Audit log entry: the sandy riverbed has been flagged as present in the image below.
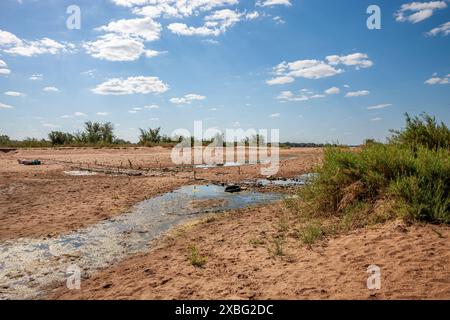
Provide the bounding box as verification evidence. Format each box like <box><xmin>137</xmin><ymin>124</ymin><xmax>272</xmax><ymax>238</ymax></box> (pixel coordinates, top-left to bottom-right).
<box><xmin>1</xmin><ymin>146</ymin><xmax>449</xmax><ymax>300</ymax></box>
<box><xmin>0</xmin><ymin>147</ymin><xmax>320</xmax><ymax>241</ymax></box>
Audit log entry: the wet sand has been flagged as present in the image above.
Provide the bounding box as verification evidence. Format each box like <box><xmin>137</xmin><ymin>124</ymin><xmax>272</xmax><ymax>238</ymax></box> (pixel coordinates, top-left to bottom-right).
<box><xmin>49</xmin><ymin>202</ymin><xmax>450</xmax><ymax>300</ymax></box>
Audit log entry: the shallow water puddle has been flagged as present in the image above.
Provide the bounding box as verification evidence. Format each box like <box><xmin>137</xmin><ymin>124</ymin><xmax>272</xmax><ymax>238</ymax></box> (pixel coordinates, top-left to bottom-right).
<box><xmin>0</xmin><ymin>185</ymin><xmax>282</xmax><ymax>299</ymax></box>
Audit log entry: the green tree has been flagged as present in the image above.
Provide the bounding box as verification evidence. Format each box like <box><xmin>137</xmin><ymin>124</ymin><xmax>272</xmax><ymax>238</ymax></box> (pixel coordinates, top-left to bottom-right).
<box><xmin>83</xmin><ymin>121</ymin><xmax>115</xmax><ymax>144</ymax></box>
<box><xmin>48</xmin><ymin>131</ymin><xmax>74</xmax><ymax>145</ymax></box>
<box><xmin>139</xmin><ymin>127</ymin><xmax>161</xmax><ymax>144</ymax></box>
<box><xmin>0</xmin><ymin>134</ymin><xmax>11</xmax><ymax>146</ymax></box>
<box><xmin>100</xmin><ymin>122</ymin><xmax>114</xmax><ymax>144</ymax></box>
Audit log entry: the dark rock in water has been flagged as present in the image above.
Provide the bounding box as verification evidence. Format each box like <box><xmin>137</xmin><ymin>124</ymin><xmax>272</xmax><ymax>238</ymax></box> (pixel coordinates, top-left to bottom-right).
<box><xmin>225</xmin><ymin>185</ymin><xmax>242</xmax><ymax>193</ymax></box>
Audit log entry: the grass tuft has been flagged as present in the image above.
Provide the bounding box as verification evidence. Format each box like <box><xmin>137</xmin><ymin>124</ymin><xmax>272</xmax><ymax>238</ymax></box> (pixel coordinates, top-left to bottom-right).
<box><xmin>189</xmin><ymin>245</ymin><xmax>207</xmax><ymax>268</ymax></box>
<box><xmin>298</xmin><ymin>222</ymin><xmax>325</xmax><ymax>245</ymax></box>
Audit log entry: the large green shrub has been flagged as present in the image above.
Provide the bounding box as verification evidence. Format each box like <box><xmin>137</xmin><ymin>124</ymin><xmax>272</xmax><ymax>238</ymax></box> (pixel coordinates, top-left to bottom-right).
<box><xmin>298</xmin><ymin>113</ymin><xmax>450</xmax><ymax>224</ymax></box>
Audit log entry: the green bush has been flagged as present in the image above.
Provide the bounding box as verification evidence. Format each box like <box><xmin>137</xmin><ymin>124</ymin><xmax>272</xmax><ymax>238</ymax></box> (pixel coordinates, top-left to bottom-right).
<box><xmin>298</xmin><ymin>113</ymin><xmax>450</xmax><ymax>225</ymax></box>
<box><xmin>389</xmin><ymin>113</ymin><xmax>450</xmax><ymax>151</ymax></box>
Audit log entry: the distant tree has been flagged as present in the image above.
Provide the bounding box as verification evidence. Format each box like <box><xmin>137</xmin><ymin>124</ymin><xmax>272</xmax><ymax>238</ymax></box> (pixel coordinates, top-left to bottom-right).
<box><xmin>0</xmin><ymin>134</ymin><xmax>11</xmax><ymax>146</ymax></box>
<box><xmin>73</xmin><ymin>131</ymin><xmax>86</xmax><ymax>143</ymax></box>
<box><xmin>48</xmin><ymin>131</ymin><xmax>74</xmax><ymax>145</ymax></box>
<box><xmin>249</xmin><ymin>134</ymin><xmax>265</xmax><ymax>146</ymax></box>
<box><xmin>83</xmin><ymin>121</ymin><xmax>115</xmax><ymax>144</ymax></box>
<box><xmin>100</xmin><ymin>122</ymin><xmax>114</xmax><ymax>144</ymax></box>
<box><xmin>113</xmin><ymin>138</ymin><xmax>131</xmax><ymax>145</ymax></box>
<box><xmin>139</xmin><ymin>127</ymin><xmax>161</xmax><ymax>144</ymax></box>
<box><xmin>84</xmin><ymin>121</ymin><xmax>102</xmax><ymax>143</ymax></box>
<box><xmin>160</xmin><ymin>135</ymin><xmax>173</xmax><ymax>143</ymax></box>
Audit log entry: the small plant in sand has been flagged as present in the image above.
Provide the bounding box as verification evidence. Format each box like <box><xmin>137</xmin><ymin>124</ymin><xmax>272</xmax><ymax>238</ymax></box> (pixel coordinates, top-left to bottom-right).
<box><xmin>204</xmin><ymin>216</ymin><xmax>217</xmax><ymax>224</ymax></box>
<box><xmin>189</xmin><ymin>245</ymin><xmax>207</xmax><ymax>268</ymax></box>
<box><xmin>299</xmin><ymin>222</ymin><xmax>325</xmax><ymax>245</ymax></box>
<box><xmin>268</xmin><ymin>237</ymin><xmax>284</xmax><ymax>257</ymax></box>
<box><xmin>277</xmin><ymin>215</ymin><xmax>289</xmax><ymax>233</ymax></box>
<box><xmin>249</xmin><ymin>237</ymin><xmax>265</xmax><ymax>248</ymax></box>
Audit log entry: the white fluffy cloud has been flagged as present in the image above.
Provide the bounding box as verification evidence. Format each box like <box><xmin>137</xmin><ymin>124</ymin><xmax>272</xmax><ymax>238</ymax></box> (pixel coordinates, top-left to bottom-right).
<box><xmin>168</xmin><ymin>23</ymin><xmax>221</xmax><ymax>36</ymax></box>
<box><xmin>29</xmin><ymin>74</ymin><xmax>43</xmax><ymax>80</ymax></box>
<box><xmin>267</xmin><ymin>53</ymin><xmax>373</xmax><ymax>85</ymax></box>
<box><xmin>425</xmin><ymin>74</ymin><xmax>449</xmax><ymax>84</ymax></box>
<box><xmin>168</xmin><ymin>9</ymin><xmax>242</xmax><ymax>36</ymax></box>
<box><xmin>326</xmin><ymin>53</ymin><xmax>373</xmax><ymax>69</ymax></box>
<box><xmin>96</xmin><ymin>112</ymin><xmax>110</xmax><ymax>116</ymax></box>
<box><xmin>269</xmin><ymin>113</ymin><xmax>281</xmax><ymax>118</ymax></box>
<box><xmin>427</xmin><ymin>21</ymin><xmax>450</xmax><ymax>36</ymax></box>
<box><xmin>43</xmin><ymin>86</ymin><xmax>60</xmax><ymax>93</ymax></box>
<box><xmin>170</xmin><ymin>93</ymin><xmax>206</xmax><ymax>104</ymax></box>
<box><xmin>367</xmin><ymin>104</ymin><xmax>392</xmax><ymax>110</ymax></box>
<box><xmin>266</xmin><ymin>76</ymin><xmax>294</xmax><ymax>85</ymax></box>
<box><xmin>92</xmin><ymin>76</ymin><xmax>169</xmax><ymax>95</ymax></box>
<box><xmin>257</xmin><ymin>0</ymin><xmax>291</xmax><ymax>7</ymax></box>
<box><xmin>273</xmin><ymin>16</ymin><xmax>286</xmax><ymax>24</ymax></box>
<box><xmin>325</xmin><ymin>87</ymin><xmax>340</xmax><ymax>95</ymax></box>
<box><xmin>246</xmin><ymin>11</ymin><xmax>260</xmax><ymax>20</ymax></box>
<box><xmin>4</xmin><ymin>91</ymin><xmax>23</xmax><ymax>97</ymax></box>
<box><xmin>269</xmin><ymin>60</ymin><xmax>343</xmax><ymax>83</ymax></box>
<box><xmin>0</xmin><ymin>29</ymin><xmax>72</xmax><ymax>57</ymax></box>
<box><xmin>0</xmin><ymin>102</ymin><xmax>14</xmax><ymax>109</ymax></box>
<box><xmin>144</xmin><ymin>104</ymin><xmax>160</xmax><ymax>109</ymax></box>
<box><xmin>115</xmin><ymin>0</ymin><xmax>238</xmax><ymax>17</ymax></box>
<box><xmin>111</xmin><ymin>1</ymin><xmax>255</xmax><ymax>38</ymax></box>
<box><xmin>0</xmin><ymin>30</ymin><xmax>21</xmax><ymax>46</ymax></box>
<box><xmin>81</xmin><ymin>69</ymin><xmax>96</xmax><ymax>77</ymax></box>
<box><xmin>205</xmin><ymin>9</ymin><xmax>242</xmax><ymax>28</ymax></box>
<box><xmin>84</xmin><ymin>34</ymin><xmax>148</xmax><ymax>62</ymax></box>
<box><xmin>395</xmin><ymin>1</ymin><xmax>447</xmax><ymax>24</ymax></box>
<box><xmin>97</xmin><ymin>17</ymin><xmax>161</xmax><ymax>41</ymax></box>
<box><xmin>345</xmin><ymin>90</ymin><xmax>370</xmax><ymax>97</ymax></box>
<box><xmin>85</xmin><ymin>16</ymin><xmax>163</xmax><ymax>61</ymax></box>
<box><xmin>0</xmin><ymin>59</ymin><xmax>11</xmax><ymax>75</ymax></box>
<box><xmin>277</xmin><ymin>90</ymin><xmax>325</xmax><ymax>102</ymax></box>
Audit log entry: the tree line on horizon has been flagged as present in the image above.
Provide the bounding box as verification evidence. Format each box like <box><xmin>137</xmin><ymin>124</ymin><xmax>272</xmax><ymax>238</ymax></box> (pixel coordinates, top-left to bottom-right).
<box><xmin>0</xmin><ymin>121</ymin><xmax>334</xmax><ymax>148</ymax></box>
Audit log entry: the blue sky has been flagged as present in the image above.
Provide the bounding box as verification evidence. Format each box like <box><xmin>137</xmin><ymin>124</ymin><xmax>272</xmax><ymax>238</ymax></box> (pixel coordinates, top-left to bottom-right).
<box><xmin>0</xmin><ymin>0</ymin><xmax>449</xmax><ymax>144</ymax></box>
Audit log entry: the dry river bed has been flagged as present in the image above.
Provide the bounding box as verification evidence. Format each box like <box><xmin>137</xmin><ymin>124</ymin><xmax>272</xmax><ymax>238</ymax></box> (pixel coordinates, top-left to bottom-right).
<box><xmin>0</xmin><ymin>147</ymin><xmax>448</xmax><ymax>299</ymax></box>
